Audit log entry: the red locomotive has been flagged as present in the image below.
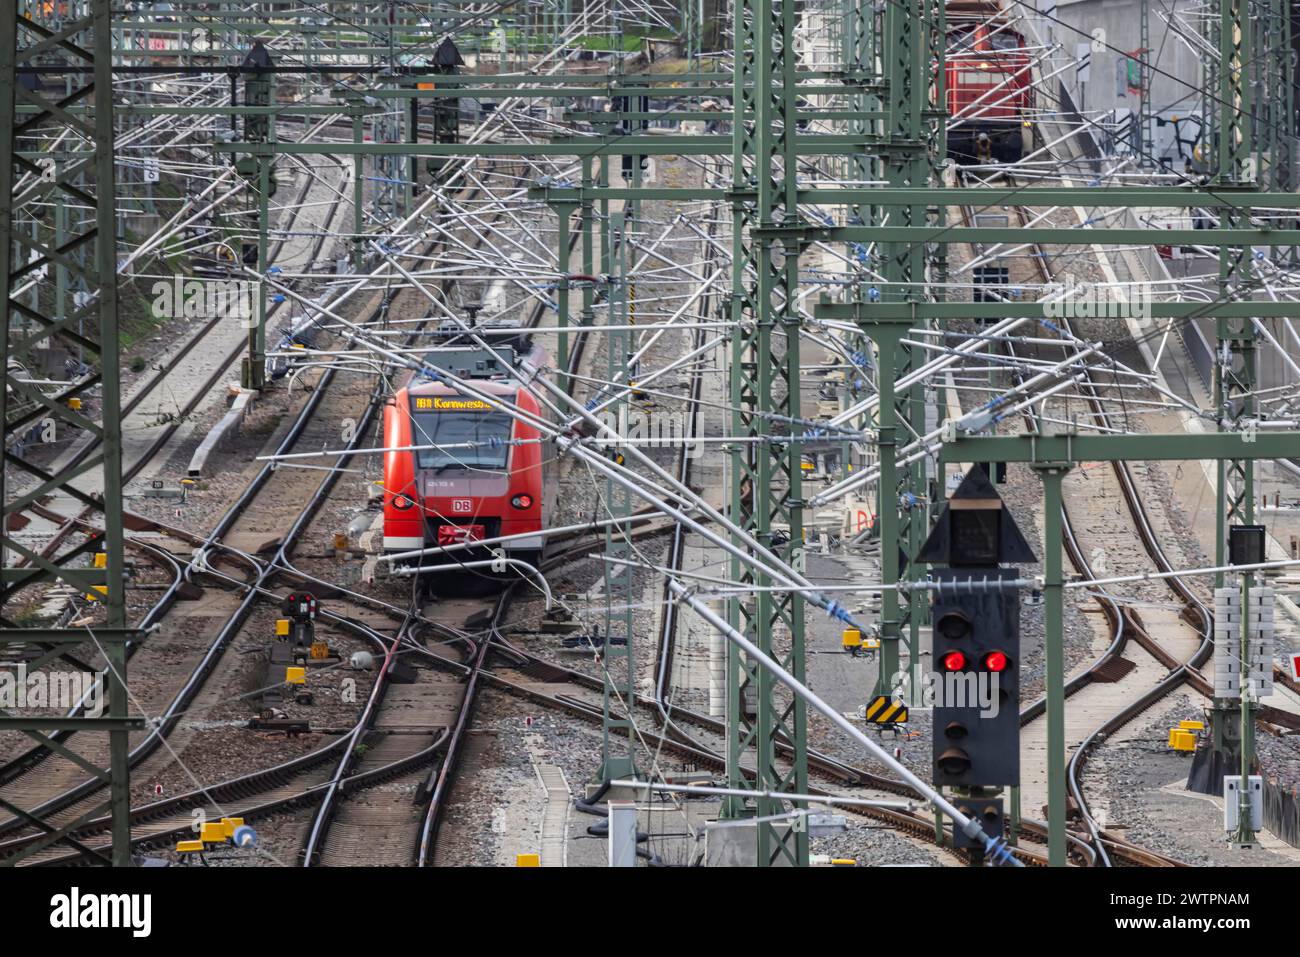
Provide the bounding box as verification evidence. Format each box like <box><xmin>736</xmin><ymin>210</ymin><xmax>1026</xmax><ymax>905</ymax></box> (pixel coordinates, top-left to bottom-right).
<box><xmin>945</xmin><ymin>0</ymin><xmax>1034</xmax><ymax>164</ymax></box>
<box><xmin>382</xmin><ymin>328</ymin><xmax>555</xmax><ymax>574</ymax></box>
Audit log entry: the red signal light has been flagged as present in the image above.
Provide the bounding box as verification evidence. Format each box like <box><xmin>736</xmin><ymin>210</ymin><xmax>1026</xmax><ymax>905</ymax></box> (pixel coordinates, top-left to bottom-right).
<box><xmin>984</xmin><ymin>650</ymin><xmax>1010</xmax><ymax>673</ymax></box>
<box><xmin>511</xmin><ymin>493</ymin><xmax>534</xmax><ymax>509</ymax></box>
<box><xmin>941</xmin><ymin>650</ymin><xmax>967</xmax><ymax>672</ymax></box>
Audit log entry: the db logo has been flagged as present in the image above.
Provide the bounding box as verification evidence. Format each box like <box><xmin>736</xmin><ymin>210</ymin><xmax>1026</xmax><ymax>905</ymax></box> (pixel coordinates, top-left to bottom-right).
<box><xmin>451</xmin><ymin>499</ymin><xmax>473</xmax><ymax>513</ymax></box>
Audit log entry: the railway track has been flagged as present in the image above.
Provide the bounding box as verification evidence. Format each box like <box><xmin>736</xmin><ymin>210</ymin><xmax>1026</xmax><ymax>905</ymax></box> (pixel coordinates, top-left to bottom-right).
<box><xmin>408</xmin><ymin>202</ymin><xmax>593</xmax><ymax>868</ymax></box>
<box><xmin>0</xmin><ymin>324</ymin><xmax>448</xmax><ymax>865</ymax></box>
<box><xmin>0</xmin><ymin>307</ymin><xmax>399</xmax><ymax>861</ymax></box>
<box><xmin>0</xmin><ymin>123</ymin><xmax>513</xmax><ymax>859</ymax></box>
<box><xmin>0</xmin><ymin>91</ymin><xmax>602</xmax><ymax>862</ymax></box>
<box><xmin>12</xmin><ymin>185</ymin><xmax>1194</xmax><ymax>870</ymax></box>
<box><xmin>954</xmin><ymin>173</ymin><xmax>1297</xmax><ymax>864</ymax></box>
<box><xmin>4</xmin><ymin>115</ymin><xmax>354</xmax><ymax>576</ymax></box>
<box><xmin>1027</xmin><ymin>314</ymin><xmax>1300</xmax><ymax>864</ymax></box>
<box><xmin>0</xmin><ymin>152</ymin><xmax>356</xmax><ymax>786</ymax></box>
<box><xmin>9</xmin><ymin>71</ymin><xmax>1253</xmax><ymax>869</ymax></box>
<box><xmin>0</xmin><ymin>520</ymin><xmax>669</xmax><ymax>865</ymax></box>
<box><xmin>934</xmin><ymin>177</ymin><xmax>1196</xmax><ymax>865</ymax></box>
<box><xmin>0</xmin><ymin>32</ymin><xmax>619</xmax><ymax>848</ymax></box>
<box><xmin>420</xmin><ymin>160</ymin><xmax>1055</xmax><ymax>867</ymax></box>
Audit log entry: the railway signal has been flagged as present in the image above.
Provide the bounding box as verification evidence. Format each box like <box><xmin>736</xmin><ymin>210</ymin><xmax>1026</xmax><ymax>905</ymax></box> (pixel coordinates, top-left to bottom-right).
<box><xmin>241</xmin><ymin>41</ymin><xmax>274</xmax><ymax>143</ymax></box>
<box><xmin>919</xmin><ymin>467</ymin><xmax>1035</xmax><ymax>791</ymax></box>
<box><xmin>282</xmin><ymin>592</ymin><xmax>319</xmax><ymax>621</ymax></box>
<box><xmin>930</xmin><ymin>569</ymin><xmax>1022</xmax><ymax>787</ymax></box>
<box><xmin>278</xmin><ymin>591</ymin><xmax>319</xmax><ymax>646</ymax></box>
<box><xmin>952</xmin><ymin>795</ymin><xmax>1005</xmax><ymax>860</ymax></box>
<box><xmin>613</xmin><ymin>91</ymin><xmax>649</xmax><ymax>182</ymax></box>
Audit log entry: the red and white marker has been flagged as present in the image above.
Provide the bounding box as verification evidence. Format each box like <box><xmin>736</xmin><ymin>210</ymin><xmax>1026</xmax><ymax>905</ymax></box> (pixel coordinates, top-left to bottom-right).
<box><xmin>524</xmin><ymin>715</ymin><xmax>533</xmax><ymax>728</ymax></box>
<box><xmin>1290</xmin><ymin>652</ymin><xmax>1300</xmax><ymax>682</ymax></box>
<box><xmin>154</xmin><ymin>783</ymin><xmax>163</xmax><ymax>796</ymax></box>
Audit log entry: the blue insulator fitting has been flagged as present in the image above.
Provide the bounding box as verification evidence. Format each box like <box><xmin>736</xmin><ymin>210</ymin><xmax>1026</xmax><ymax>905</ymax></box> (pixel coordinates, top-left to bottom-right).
<box><xmin>984</xmin><ymin>836</ymin><xmax>1017</xmax><ymax>867</ymax></box>
<box><xmin>823</xmin><ymin>600</ymin><xmax>852</xmax><ymax>623</ymax></box>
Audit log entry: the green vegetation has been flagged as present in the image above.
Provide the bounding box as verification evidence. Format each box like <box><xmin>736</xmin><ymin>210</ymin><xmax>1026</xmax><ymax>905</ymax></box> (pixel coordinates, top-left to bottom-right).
<box><xmin>490</xmin><ymin>26</ymin><xmax>677</xmax><ymax>55</ymax></box>
<box><xmin>11</xmin><ymin>606</ymin><xmax>48</xmax><ymax>628</ymax></box>
<box><xmin>646</xmin><ymin>56</ymin><xmax>693</xmax><ymax>75</ymax></box>
<box><xmin>569</xmin><ymin>29</ymin><xmax>675</xmax><ymax>53</ymax></box>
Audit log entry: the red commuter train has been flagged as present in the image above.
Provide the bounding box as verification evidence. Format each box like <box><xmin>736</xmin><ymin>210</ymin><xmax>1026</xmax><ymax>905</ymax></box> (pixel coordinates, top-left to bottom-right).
<box><xmin>382</xmin><ymin>331</ymin><xmax>556</xmax><ymax>574</ymax></box>
<box><xmin>945</xmin><ymin>0</ymin><xmax>1034</xmax><ymax>164</ymax></box>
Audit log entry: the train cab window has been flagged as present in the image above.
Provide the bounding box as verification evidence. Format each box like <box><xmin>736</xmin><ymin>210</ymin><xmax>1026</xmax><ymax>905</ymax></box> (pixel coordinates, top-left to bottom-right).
<box><xmin>989</xmin><ymin>31</ymin><xmax>1023</xmax><ymax>51</ymax></box>
<box><xmin>411</xmin><ymin>410</ymin><xmax>514</xmax><ymax>471</ymax></box>
<box><xmin>948</xmin><ymin>26</ymin><xmax>978</xmax><ymax>52</ymax></box>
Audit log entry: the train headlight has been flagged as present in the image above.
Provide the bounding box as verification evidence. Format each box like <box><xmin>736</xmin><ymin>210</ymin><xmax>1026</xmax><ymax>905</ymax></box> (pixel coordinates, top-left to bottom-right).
<box><xmin>392</xmin><ymin>494</ymin><xmax>415</xmax><ymax>510</ymax></box>
<box><xmin>510</xmin><ymin>493</ymin><xmax>534</xmax><ymax>510</ymax></box>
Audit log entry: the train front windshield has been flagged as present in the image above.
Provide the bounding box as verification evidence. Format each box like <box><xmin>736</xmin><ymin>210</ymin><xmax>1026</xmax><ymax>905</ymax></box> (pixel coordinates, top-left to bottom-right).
<box><xmin>411</xmin><ymin>409</ymin><xmax>514</xmax><ymax>471</ymax></box>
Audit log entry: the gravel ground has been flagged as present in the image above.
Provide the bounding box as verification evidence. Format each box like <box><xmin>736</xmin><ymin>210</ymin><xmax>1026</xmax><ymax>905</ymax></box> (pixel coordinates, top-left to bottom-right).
<box><xmin>1065</xmin><ymin>320</ymin><xmax>1300</xmax><ymax>846</ymax></box>
<box><xmin>433</xmin><ymin>687</ymin><xmax>605</xmax><ymax>866</ymax></box>
<box><xmin>1094</xmin><ymin>695</ymin><xmax>1300</xmax><ymax>866</ymax></box>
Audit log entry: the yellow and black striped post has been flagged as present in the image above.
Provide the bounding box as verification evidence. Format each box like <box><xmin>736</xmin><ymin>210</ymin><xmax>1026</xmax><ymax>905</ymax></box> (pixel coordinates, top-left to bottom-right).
<box><xmin>864</xmin><ymin>694</ymin><xmax>909</xmax><ymax>726</ymax></box>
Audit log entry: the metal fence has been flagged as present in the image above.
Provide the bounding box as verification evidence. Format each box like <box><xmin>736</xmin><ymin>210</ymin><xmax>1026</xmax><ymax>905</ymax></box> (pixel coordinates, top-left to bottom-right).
<box><xmin>1178</xmin><ymin>320</ymin><xmax>1214</xmax><ymax>394</ymax></box>
<box><xmin>1263</xmin><ymin>778</ymin><xmax>1300</xmax><ymax>848</ymax></box>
